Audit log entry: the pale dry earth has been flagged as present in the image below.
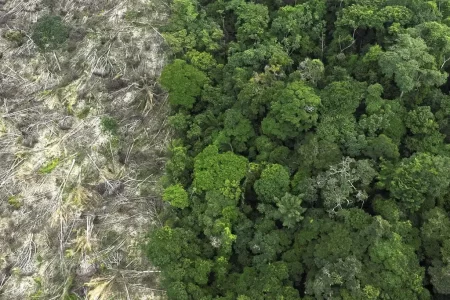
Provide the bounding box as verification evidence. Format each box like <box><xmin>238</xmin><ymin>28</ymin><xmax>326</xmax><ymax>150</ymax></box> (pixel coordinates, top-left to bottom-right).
<box><xmin>0</xmin><ymin>0</ymin><xmax>169</xmax><ymax>298</ymax></box>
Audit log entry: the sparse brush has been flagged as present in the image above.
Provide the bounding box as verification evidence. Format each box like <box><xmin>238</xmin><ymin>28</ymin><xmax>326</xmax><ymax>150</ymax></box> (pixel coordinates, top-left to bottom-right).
<box><xmin>73</xmin><ymin>217</ymin><xmax>95</xmax><ymax>255</ymax></box>
<box><xmin>65</xmin><ymin>184</ymin><xmax>96</xmax><ymax>208</ymax></box>
<box><xmin>2</xmin><ymin>30</ymin><xmax>25</xmax><ymax>47</ymax></box>
<box><xmin>73</xmin><ymin>231</ymin><xmax>92</xmax><ymax>254</ymax></box>
<box><xmin>76</xmin><ymin>107</ymin><xmax>91</xmax><ymax>119</ymax></box>
<box><xmin>124</xmin><ymin>10</ymin><xmax>144</xmax><ymax>21</ymax></box>
<box><xmin>85</xmin><ymin>277</ymin><xmax>114</xmax><ymax>300</ymax></box>
<box><xmin>50</xmin><ymin>205</ymin><xmax>70</xmax><ymax>228</ymax></box>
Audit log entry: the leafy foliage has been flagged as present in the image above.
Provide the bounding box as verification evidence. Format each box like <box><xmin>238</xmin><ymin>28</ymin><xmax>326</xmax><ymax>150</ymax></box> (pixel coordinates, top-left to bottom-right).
<box><xmin>261</xmin><ymin>81</ymin><xmax>320</xmax><ymax>140</ymax></box>
<box><xmin>147</xmin><ymin>0</ymin><xmax>450</xmax><ymax>298</ymax></box>
<box><xmin>379</xmin><ymin>153</ymin><xmax>450</xmax><ymax>211</ymax></box>
<box><xmin>163</xmin><ymin>184</ymin><xmax>189</xmax><ymax>209</ymax></box>
<box><xmin>254</xmin><ymin>164</ymin><xmax>290</xmax><ymax>203</ymax></box>
<box><xmin>39</xmin><ymin>158</ymin><xmax>60</xmax><ymax>174</ymax></box>
<box><xmin>160</xmin><ymin>59</ymin><xmax>209</xmax><ymax>109</ymax></box>
<box><xmin>32</xmin><ymin>15</ymin><xmax>69</xmax><ymax>51</ymax></box>
<box><xmin>100</xmin><ymin>116</ymin><xmax>119</xmax><ymax>135</ymax></box>
<box><xmin>193</xmin><ymin>145</ymin><xmax>248</xmax><ymax>191</ymax></box>
<box><xmin>379</xmin><ymin>34</ymin><xmax>447</xmax><ymax>94</ymax></box>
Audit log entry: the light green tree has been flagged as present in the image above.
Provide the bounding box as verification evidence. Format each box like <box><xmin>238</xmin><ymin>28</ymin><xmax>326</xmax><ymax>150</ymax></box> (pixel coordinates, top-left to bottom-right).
<box><xmin>379</xmin><ymin>153</ymin><xmax>450</xmax><ymax>211</ymax></box>
<box><xmin>160</xmin><ymin>59</ymin><xmax>208</xmax><ymax>109</ymax></box>
<box><xmin>379</xmin><ymin>34</ymin><xmax>447</xmax><ymax>94</ymax></box>
<box><xmin>261</xmin><ymin>81</ymin><xmax>320</xmax><ymax>140</ymax></box>
<box><xmin>163</xmin><ymin>184</ymin><xmax>189</xmax><ymax>209</ymax></box>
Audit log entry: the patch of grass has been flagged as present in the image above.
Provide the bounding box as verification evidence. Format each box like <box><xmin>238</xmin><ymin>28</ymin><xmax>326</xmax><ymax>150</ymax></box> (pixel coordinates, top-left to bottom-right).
<box><xmin>101</xmin><ymin>116</ymin><xmax>119</xmax><ymax>135</ymax></box>
<box><xmin>7</xmin><ymin>195</ymin><xmax>22</xmax><ymax>209</ymax></box>
<box><xmin>39</xmin><ymin>158</ymin><xmax>60</xmax><ymax>174</ymax></box>
<box><xmin>32</xmin><ymin>15</ymin><xmax>69</xmax><ymax>51</ymax></box>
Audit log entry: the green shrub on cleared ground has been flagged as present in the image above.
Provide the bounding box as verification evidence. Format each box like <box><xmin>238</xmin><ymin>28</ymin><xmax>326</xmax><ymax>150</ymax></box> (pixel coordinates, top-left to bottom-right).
<box><xmin>100</xmin><ymin>116</ymin><xmax>119</xmax><ymax>135</ymax></box>
<box><xmin>32</xmin><ymin>15</ymin><xmax>69</xmax><ymax>51</ymax></box>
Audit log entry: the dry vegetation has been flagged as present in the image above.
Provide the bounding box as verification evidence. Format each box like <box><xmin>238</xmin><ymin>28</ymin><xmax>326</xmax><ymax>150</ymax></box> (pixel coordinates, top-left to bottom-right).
<box><xmin>0</xmin><ymin>0</ymin><xmax>170</xmax><ymax>298</ymax></box>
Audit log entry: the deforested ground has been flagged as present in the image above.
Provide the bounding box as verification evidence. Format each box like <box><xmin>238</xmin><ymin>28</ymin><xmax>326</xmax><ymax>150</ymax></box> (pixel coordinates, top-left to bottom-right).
<box><xmin>0</xmin><ymin>0</ymin><xmax>169</xmax><ymax>298</ymax></box>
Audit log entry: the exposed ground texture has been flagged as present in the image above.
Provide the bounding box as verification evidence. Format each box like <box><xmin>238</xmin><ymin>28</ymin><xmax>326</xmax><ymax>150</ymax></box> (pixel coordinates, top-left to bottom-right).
<box><xmin>0</xmin><ymin>0</ymin><xmax>169</xmax><ymax>298</ymax></box>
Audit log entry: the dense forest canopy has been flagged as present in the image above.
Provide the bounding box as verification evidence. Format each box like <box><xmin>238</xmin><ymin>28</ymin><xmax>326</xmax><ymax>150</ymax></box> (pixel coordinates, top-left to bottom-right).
<box><xmin>147</xmin><ymin>0</ymin><xmax>450</xmax><ymax>299</ymax></box>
